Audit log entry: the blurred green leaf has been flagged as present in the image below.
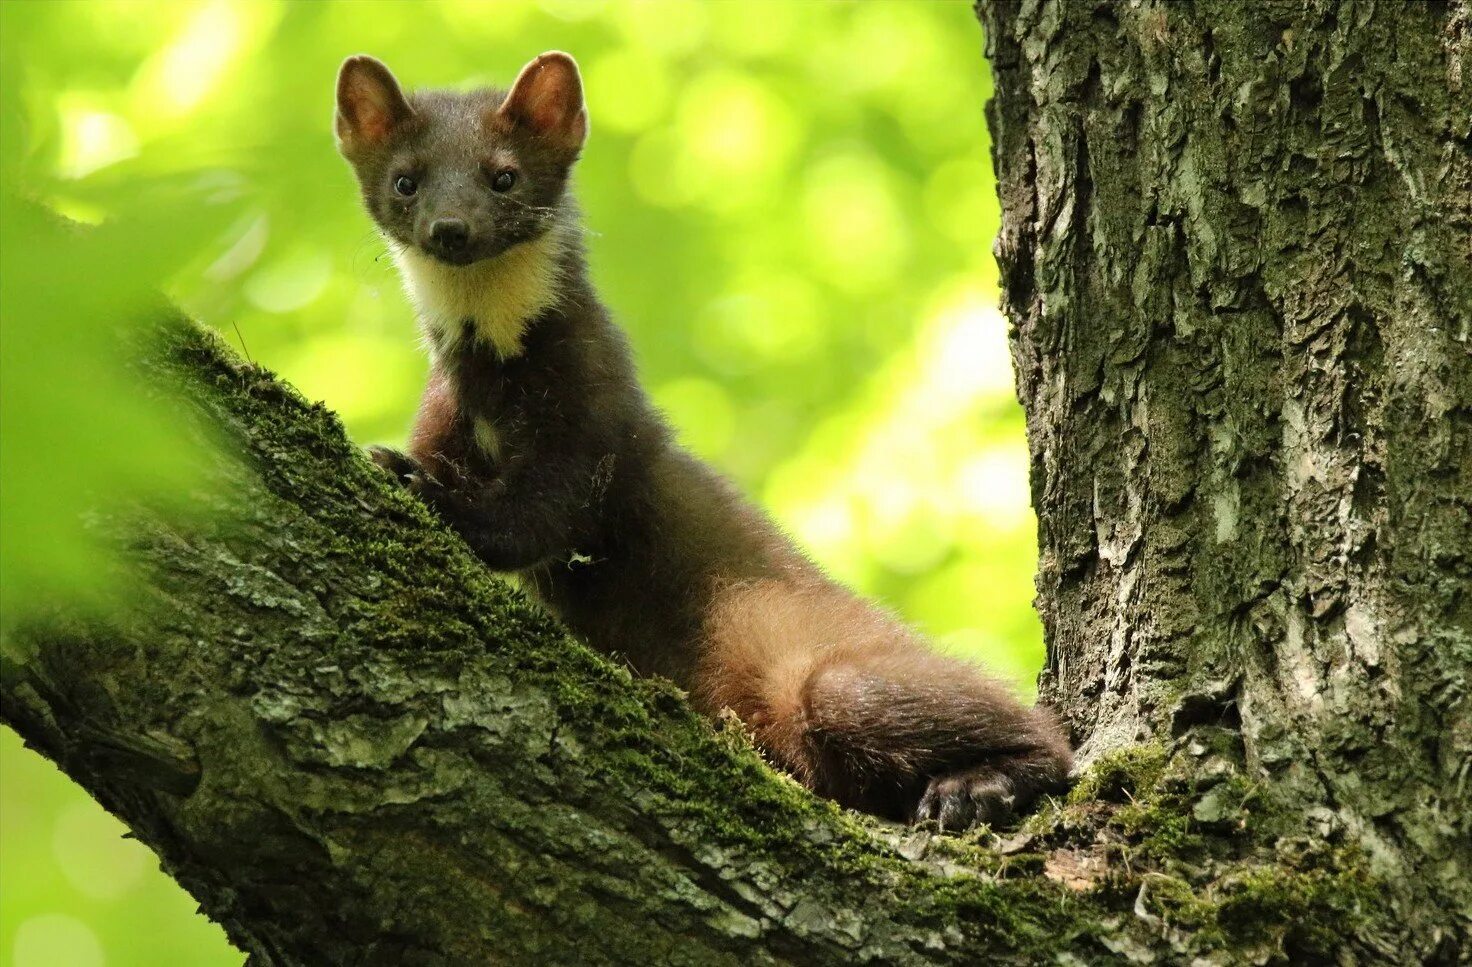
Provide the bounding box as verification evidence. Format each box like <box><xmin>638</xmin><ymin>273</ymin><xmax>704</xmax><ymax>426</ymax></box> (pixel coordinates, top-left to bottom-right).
<box><xmin>1</xmin><ymin>7</ymin><xmax>244</xmax><ymax>632</ymax></box>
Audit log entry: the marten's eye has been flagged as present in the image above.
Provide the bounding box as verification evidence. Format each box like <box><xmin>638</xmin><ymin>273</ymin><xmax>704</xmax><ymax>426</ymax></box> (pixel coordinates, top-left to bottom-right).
<box><xmin>491</xmin><ymin>169</ymin><xmax>516</xmax><ymax>193</ymax></box>
<box><xmin>394</xmin><ymin>175</ymin><xmax>417</xmax><ymax>197</ymax></box>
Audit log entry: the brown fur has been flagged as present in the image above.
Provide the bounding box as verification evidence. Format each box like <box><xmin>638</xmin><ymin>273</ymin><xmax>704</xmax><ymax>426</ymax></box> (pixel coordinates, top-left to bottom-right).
<box><xmin>337</xmin><ymin>52</ymin><xmax>1072</xmax><ymax>828</ymax></box>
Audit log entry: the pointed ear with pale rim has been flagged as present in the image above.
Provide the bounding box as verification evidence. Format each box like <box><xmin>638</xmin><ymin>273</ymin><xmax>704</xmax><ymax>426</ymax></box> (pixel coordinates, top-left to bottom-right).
<box><xmin>496</xmin><ymin>52</ymin><xmax>587</xmax><ymax>155</ymax></box>
<box><xmin>335</xmin><ymin>55</ymin><xmax>414</xmax><ymax>156</ymax></box>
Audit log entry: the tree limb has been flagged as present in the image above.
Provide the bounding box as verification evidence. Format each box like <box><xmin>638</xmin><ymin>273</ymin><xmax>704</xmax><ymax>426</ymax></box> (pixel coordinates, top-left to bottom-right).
<box><xmin>3</xmin><ymin>319</ymin><xmax>1107</xmax><ymax>965</ymax></box>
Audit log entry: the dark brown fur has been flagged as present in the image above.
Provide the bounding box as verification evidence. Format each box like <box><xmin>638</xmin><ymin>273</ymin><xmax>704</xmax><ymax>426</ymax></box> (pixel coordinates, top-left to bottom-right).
<box><xmin>336</xmin><ymin>52</ymin><xmax>1071</xmax><ymax>828</ymax></box>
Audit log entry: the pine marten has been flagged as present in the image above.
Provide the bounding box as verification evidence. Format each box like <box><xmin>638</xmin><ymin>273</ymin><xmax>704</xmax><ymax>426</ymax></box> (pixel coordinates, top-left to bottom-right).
<box><xmin>334</xmin><ymin>51</ymin><xmax>1071</xmax><ymax>829</ymax></box>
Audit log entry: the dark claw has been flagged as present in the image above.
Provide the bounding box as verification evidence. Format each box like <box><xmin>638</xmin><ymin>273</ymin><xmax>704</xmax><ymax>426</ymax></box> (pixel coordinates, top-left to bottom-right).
<box><xmin>916</xmin><ymin>785</ymin><xmax>939</xmax><ymax>823</ymax></box>
<box><xmin>405</xmin><ymin>471</ymin><xmax>444</xmax><ymax>500</ymax></box>
<box><xmin>367</xmin><ymin>445</ymin><xmax>421</xmax><ymax>485</ymax></box>
<box><xmin>913</xmin><ymin>769</ymin><xmax>1017</xmax><ymax>831</ymax></box>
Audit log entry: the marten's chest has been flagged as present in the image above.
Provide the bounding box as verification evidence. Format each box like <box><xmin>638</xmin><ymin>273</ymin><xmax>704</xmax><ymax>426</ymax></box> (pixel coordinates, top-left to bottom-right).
<box><xmin>438</xmin><ymin>326</ymin><xmax>577</xmax><ymax>474</ymax></box>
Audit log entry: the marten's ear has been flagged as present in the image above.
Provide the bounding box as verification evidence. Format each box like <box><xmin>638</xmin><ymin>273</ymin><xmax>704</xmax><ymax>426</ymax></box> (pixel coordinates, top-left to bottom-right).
<box><xmin>495</xmin><ymin>51</ymin><xmax>587</xmax><ymax>155</ymax></box>
<box><xmin>335</xmin><ymin>55</ymin><xmax>414</xmax><ymax>155</ymax></box>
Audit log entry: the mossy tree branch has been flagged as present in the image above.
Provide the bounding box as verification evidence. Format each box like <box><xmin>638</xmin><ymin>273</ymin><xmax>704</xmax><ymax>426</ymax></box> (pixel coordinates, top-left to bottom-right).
<box><xmin>0</xmin><ymin>321</ymin><xmax>1096</xmax><ymax>964</ymax></box>
<box><xmin>0</xmin><ymin>323</ymin><xmax>1397</xmax><ymax>965</ymax></box>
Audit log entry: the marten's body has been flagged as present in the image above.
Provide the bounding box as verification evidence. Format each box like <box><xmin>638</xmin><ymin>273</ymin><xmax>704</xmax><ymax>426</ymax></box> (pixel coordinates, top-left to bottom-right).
<box><xmin>336</xmin><ymin>52</ymin><xmax>1071</xmax><ymax>827</ymax></box>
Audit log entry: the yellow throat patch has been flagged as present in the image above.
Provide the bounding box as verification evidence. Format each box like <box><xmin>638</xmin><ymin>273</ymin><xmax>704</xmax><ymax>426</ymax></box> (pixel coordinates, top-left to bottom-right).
<box><xmin>390</xmin><ymin>231</ymin><xmax>565</xmax><ymax>358</ymax></box>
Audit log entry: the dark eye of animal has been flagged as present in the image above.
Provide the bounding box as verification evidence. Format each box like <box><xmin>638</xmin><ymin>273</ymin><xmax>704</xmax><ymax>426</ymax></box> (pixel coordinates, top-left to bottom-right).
<box><xmin>492</xmin><ymin>169</ymin><xmax>516</xmax><ymax>192</ymax></box>
<box><xmin>394</xmin><ymin>175</ymin><xmax>417</xmax><ymax>197</ymax></box>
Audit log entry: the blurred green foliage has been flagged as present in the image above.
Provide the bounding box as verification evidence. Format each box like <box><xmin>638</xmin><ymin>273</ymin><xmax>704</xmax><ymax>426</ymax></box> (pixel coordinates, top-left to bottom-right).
<box><xmin>0</xmin><ymin>1</ymin><xmax>1037</xmax><ymax>963</ymax></box>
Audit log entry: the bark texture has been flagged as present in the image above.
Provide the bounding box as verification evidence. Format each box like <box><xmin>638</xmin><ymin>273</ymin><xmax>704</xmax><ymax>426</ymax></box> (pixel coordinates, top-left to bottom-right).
<box><xmin>983</xmin><ymin>0</ymin><xmax>1471</xmax><ymax>956</ymax></box>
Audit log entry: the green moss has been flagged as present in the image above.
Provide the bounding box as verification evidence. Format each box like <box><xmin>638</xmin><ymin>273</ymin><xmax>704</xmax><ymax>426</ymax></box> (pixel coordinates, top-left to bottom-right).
<box><xmin>1116</xmin><ymin>796</ymin><xmax>1204</xmax><ymax>861</ymax></box>
<box><xmin>1065</xmin><ymin>743</ymin><xmax>1168</xmax><ymax>805</ymax></box>
<box><xmin>1132</xmin><ymin>848</ymin><xmax>1378</xmax><ymax>958</ymax></box>
<box><xmin>1008</xmin><ymin>744</ymin><xmax>1391</xmax><ymax>960</ymax></box>
<box><xmin>1228</xmin><ymin>855</ymin><xmax>1376</xmax><ymax>950</ymax></box>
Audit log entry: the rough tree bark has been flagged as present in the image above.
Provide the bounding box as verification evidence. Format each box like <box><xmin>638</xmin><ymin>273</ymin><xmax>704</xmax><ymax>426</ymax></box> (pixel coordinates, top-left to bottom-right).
<box><xmin>984</xmin><ymin>0</ymin><xmax>1471</xmax><ymax>957</ymax></box>
<box><xmin>2</xmin><ymin>2</ymin><xmax>1468</xmax><ymax>964</ymax></box>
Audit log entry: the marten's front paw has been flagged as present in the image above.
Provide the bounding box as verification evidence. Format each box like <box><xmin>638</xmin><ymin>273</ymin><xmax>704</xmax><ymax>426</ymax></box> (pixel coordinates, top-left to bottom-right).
<box><xmin>403</xmin><ymin>470</ymin><xmax>453</xmax><ymax>509</ymax></box>
<box><xmin>367</xmin><ymin>445</ymin><xmax>422</xmax><ymax>485</ymax></box>
<box><xmin>367</xmin><ymin>447</ymin><xmax>457</xmax><ymax>517</ymax></box>
<box><xmin>914</xmin><ymin>767</ymin><xmax>1018</xmax><ymax>831</ymax></box>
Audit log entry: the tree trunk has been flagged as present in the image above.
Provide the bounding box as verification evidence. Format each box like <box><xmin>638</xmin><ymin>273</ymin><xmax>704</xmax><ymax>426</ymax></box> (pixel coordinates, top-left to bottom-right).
<box><xmin>2</xmin><ymin>2</ymin><xmax>1468</xmax><ymax>964</ymax></box>
<box><xmin>983</xmin><ymin>0</ymin><xmax>1471</xmax><ymax>957</ymax></box>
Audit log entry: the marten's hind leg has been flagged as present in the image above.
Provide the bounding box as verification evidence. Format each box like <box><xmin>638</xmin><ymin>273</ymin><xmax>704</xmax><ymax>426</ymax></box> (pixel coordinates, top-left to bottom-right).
<box><xmin>802</xmin><ymin>657</ymin><xmax>1072</xmax><ymax>827</ymax></box>
<box><xmin>696</xmin><ymin>579</ymin><xmax>1072</xmax><ymax>829</ymax></box>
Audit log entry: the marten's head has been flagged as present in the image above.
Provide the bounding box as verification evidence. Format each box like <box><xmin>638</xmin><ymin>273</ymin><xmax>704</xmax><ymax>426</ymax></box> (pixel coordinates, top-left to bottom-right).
<box><xmin>334</xmin><ymin>52</ymin><xmax>586</xmax><ymax>268</ymax></box>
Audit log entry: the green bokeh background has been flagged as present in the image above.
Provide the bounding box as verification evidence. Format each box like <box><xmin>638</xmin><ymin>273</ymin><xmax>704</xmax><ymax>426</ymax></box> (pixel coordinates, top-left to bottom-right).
<box><xmin>0</xmin><ymin>1</ymin><xmax>1037</xmax><ymax>963</ymax></box>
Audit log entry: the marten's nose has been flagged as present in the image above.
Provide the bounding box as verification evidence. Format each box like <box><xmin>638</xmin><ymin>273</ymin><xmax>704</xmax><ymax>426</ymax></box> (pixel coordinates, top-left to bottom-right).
<box><xmin>429</xmin><ymin>218</ymin><xmax>469</xmax><ymax>252</ymax></box>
